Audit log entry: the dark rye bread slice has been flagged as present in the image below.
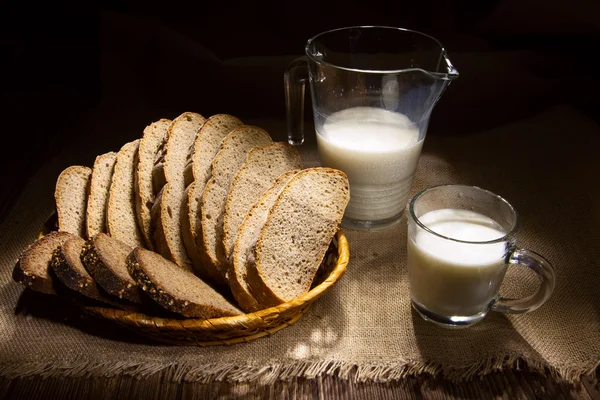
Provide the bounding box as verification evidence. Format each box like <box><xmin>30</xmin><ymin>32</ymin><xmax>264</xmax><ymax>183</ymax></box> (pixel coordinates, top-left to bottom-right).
<box><xmin>50</xmin><ymin>235</ymin><xmax>137</xmax><ymax>310</ymax></box>
<box><xmin>135</xmin><ymin>118</ymin><xmax>172</xmax><ymax>250</ymax></box>
<box><xmin>246</xmin><ymin>168</ymin><xmax>350</xmax><ymax>308</ymax></box>
<box><xmin>156</xmin><ymin>112</ymin><xmax>205</xmax><ymax>270</ymax></box>
<box><xmin>86</xmin><ymin>151</ymin><xmax>117</xmax><ymax>238</ymax></box>
<box><xmin>126</xmin><ymin>247</ymin><xmax>243</xmax><ymax>319</ymax></box>
<box><xmin>12</xmin><ymin>231</ymin><xmax>73</xmax><ymax>295</ymax></box>
<box><xmin>81</xmin><ymin>233</ymin><xmax>142</xmax><ymax>303</ymax></box>
<box><xmin>55</xmin><ymin>165</ymin><xmax>92</xmax><ymax>238</ymax></box>
<box><xmin>183</xmin><ymin>114</ymin><xmax>243</xmax><ymax>280</ymax></box>
<box><xmin>229</xmin><ymin>170</ymin><xmax>299</xmax><ymax>312</ymax></box>
<box><xmin>50</xmin><ymin>235</ymin><xmax>102</xmax><ymax>299</ymax></box>
<box><xmin>222</xmin><ymin>142</ymin><xmax>302</xmax><ymax>263</ymax></box>
<box><xmin>199</xmin><ymin>126</ymin><xmax>272</xmax><ymax>284</ymax></box>
<box><xmin>107</xmin><ymin>139</ymin><xmax>145</xmax><ymax>248</ymax></box>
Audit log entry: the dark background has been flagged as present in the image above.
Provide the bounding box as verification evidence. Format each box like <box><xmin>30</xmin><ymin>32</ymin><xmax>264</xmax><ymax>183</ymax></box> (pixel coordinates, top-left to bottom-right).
<box><xmin>1</xmin><ymin>0</ymin><xmax>599</xmax><ymax>222</ymax></box>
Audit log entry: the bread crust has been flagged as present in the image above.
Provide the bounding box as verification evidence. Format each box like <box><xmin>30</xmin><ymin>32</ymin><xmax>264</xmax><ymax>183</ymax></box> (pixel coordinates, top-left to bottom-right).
<box><xmin>107</xmin><ymin>139</ymin><xmax>145</xmax><ymax>248</ymax></box>
<box><xmin>198</xmin><ymin>126</ymin><xmax>272</xmax><ymax>284</ymax></box>
<box><xmin>222</xmin><ymin>142</ymin><xmax>302</xmax><ymax>266</ymax></box>
<box><xmin>157</xmin><ymin>112</ymin><xmax>205</xmax><ymax>270</ymax></box>
<box><xmin>184</xmin><ymin>114</ymin><xmax>243</xmax><ymax>283</ymax></box>
<box><xmin>86</xmin><ymin>152</ymin><xmax>117</xmax><ymax>238</ymax></box>
<box><xmin>50</xmin><ymin>235</ymin><xmax>100</xmax><ymax>298</ymax></box>
<box><xmin>229</xmin><ymin>170</ymin><xmax>299</xmax><ymax>312</ymax></box>
<box><xmin>247</xmin><ymin>168</ymin><xmax>349</xmax><ymax>308</ymax></box>
<box><xmin>13</xmin><ymin>231</ymin><xmax>73</xmax><ymax>295</ymax></box>
<box><xmin>126</xmin><ymin>247</ymin><xmax>242</xmax><ymax>318</ymax></box>
<box><xmin>50</xmin><ymin>236</ymin><xmax>137</xmax><ymax>310</ymax></box>
<box><xmin>55</xmin><ymin>166</ymin><xmax>92</xmax><ymax>238</ymax></box>
<box><xmin>81</xmin><ymin>233</ymin><xmax>142</xmax><ymax>303</ymax></box>
<box><xmin>135</xmin><ymin>118</ymin><xmax>171</xmax><ymax>250</ymax></box>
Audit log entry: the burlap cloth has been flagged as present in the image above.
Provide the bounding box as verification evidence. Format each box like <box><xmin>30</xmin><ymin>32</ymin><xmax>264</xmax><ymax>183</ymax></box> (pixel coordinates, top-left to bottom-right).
<box><xmin>0</xmin><ymin>105</ymin><xmax>598</xmax><ymax>386</ymax></box>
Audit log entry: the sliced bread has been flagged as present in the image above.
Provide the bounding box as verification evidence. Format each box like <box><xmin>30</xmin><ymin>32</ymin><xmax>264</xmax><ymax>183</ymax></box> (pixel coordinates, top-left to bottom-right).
<box><xmin>135</xmin><ymin>118</ymin><xmax>172</xmax><ymax>250</ymax></box>
<box><xmin>50</xmin><ymin>235</ymin><xmax>103</xmax><ymax>299</ymax></box>
<box><xmin>198</xmin><ymin>126</ymin><xmax>272</xmax><ymax>284</ymax></box>
<box><xmin>222</xmin><ymin>142</ymin><xmax>302</xmax><ymax>264</ymax></box>
<box><xmin>183</xmin><ymin>114</ymin><xmax>243</xmax><ymax>280</ymax></box>
<box><xmin>229</xmin><ymin>170</ymin><xmax>299</xmax><ymax>312</ymax></box>
<box><xmin>191</xmin><ymin>114</ymin><xmax>244</xmax><ymax>189</ymax></box>
<box><xmin>157</xmin><ymin>112</ymin><xmax>205</xmax><ymax>270</ymax></box>
<box><xmin>107</xmin><ymin>139</ymin><xmax>145</xmax><ymax>248</ymax></box>
<box><xmin>86</xmin><ymin>151</ymin><xmax>117</xmax><ymax>238</ymax></box>
<box><xmin>50</xmin><ymin>235</ymin><xmax>136</xmax><ymax>310</ymax></box>
<box><xmin>246</xmin><ymin>168</ymin><xmax>349</xmax><ymax>308</ymax></box>
<box><xmin>12</xmin><ymin>231</ymin><xmax>74</xmax><ymax>295</ymax></box>
<box><xmin>126</xmin><ymin>247</ymin><xmax>243</xmax><ymax>319</ymax></box>
<box><xmin>81</xmin><ymin>233</ymin><xmax>142</xmax><ymax>303</ymax></box>
<box><xmin>55</xmin><ymin>165</ymin><xmax>92</xmax><ymax>238</ymax></box>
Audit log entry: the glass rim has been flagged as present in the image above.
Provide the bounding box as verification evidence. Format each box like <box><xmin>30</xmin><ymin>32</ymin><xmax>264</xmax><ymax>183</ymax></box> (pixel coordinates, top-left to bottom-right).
<box><xmin>409</xmin><ymin>184</ymin><xmax>519</xmax><ymax>244</ymax></box>
<box><xmin>304</xmin><ymin>25</ymin><xmax>453</xmax><ymax>76</ymax></box>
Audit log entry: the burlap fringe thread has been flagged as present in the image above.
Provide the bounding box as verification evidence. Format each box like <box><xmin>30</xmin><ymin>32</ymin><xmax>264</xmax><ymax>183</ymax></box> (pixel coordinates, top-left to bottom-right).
<box><xmin>0</xmin><ymin>356</ymin><xmax>597</xmax><ymax>385</ymax></box>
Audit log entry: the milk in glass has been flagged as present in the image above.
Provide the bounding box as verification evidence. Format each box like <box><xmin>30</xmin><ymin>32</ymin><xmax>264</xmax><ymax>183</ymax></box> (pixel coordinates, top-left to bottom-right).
<box><xmin>316</xmin><ymin>107</ymin><xmax>423</xmax><ymax>223</ymax></box>
<box><xmin>408</xmin><ymin>209</ymin><xmax>509</xmax><ymax>317</ymax></box>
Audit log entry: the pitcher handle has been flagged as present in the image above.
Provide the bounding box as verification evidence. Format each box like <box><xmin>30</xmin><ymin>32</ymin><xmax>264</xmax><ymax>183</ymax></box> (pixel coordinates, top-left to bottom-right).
<box><xmin>491</xmin><ymin>248</ymin><xmax>556</xmax><ymax>314</ymax></box>
<box><xmin>284</xmin><ymin>56</ymin><xmax>309</xmax><ymax>145</ymax></box>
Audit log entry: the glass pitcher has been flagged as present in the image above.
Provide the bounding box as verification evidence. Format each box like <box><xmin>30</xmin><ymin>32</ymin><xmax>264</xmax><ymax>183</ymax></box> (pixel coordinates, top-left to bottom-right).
<box><xmin>284</xmin><ymin>26</ymin><xmax>459</xmax><ymax>231</ymax></box>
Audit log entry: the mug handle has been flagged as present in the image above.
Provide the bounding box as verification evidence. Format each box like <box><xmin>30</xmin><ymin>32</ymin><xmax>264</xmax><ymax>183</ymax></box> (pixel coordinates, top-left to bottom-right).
<box><xmin>284</xmin><ymin>56</ymin><xmax>309</xmax><ymax>145</ymax></box>
<box><xmin>492</xmin><ymin>249</ymin><xmax>556</xmax><ymax>314</ymax></box>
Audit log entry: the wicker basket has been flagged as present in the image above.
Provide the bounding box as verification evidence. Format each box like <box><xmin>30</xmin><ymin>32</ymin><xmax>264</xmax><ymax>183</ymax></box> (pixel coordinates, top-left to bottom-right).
<box><xmin>41</xmin><ymin>213</ymin><xmax>349</xmax><ymax>346</ymax></box>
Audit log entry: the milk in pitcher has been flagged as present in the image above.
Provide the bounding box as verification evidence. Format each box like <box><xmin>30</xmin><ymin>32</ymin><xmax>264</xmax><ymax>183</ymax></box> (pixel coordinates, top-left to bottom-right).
<box><xmin>316</xmin><ymin>107</ymin><xmax>423</xmax><ymax>224</ymax></box>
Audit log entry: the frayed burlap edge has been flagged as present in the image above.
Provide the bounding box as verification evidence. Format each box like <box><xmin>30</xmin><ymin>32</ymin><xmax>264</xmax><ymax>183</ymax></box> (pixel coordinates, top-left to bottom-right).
<box><xmin>0</xmin><ymin>355</ymin><xmax>597</xmax><ymax>385</ymax></box>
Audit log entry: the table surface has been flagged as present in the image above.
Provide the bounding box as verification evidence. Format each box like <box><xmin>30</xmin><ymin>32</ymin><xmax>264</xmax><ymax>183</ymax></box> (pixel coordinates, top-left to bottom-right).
<box><xmin>1</xmin><ymin>367</ymin><xmax>599</xmax><ymax>399</ymax></box>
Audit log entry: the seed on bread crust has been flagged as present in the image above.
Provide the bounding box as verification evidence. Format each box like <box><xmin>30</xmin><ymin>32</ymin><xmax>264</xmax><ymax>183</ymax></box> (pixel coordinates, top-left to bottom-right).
<box><xmin>80</xmin><ymin>234</ymin><xmax>142</xmax><ymax>303</ymax></box>
<box><xmin>127</xmin><ymin>247</ymin><xmax>242</xmax><ymax>319</ymax></box>
<box><xmin>13</xmin><ymin>231</ymin><xmax>74</xmax><ymax>295</ymax></box>
<box><xmin>51</xmin><ymin>244</ymin><xmax>96</xmax><ymax>294</ymax></box>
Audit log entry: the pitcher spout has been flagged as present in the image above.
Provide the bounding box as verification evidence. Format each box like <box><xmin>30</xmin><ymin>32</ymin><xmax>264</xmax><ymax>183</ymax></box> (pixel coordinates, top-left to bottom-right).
<box><xmin>439</xmin><ymin>50</ymin><xmax>459</xmax><ymax>81</ymax></box>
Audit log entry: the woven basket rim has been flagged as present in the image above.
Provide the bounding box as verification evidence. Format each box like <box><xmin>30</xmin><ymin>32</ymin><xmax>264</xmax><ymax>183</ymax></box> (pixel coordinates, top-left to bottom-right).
<box><xmin>83</xmin><ymin>229</ymin><xmax>349</xmax><ymax>330</ymax></box>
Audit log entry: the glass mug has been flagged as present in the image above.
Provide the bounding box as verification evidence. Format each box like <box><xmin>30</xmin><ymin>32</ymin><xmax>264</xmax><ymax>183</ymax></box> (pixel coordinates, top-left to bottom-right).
<box><xmin>407</xmin><ymin>185</ymin><xmax>556</xmax><ymax>328</ymax></box>
<box><xmin>285</xmin><ymin>26</ymin><xmax>459</xmax><ymax>231</ymax></box>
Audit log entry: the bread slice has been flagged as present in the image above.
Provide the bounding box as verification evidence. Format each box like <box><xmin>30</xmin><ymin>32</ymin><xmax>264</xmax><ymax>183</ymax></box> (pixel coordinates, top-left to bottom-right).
<box><xmin>191</xmin><ymin>114</ymin><xmax>244</xmax><ymax>190</ymax></box>
<box><xmin>12</xmin><ymin>231</ymin><xmax>74</xmax><ymax>295</ymax></box>
<box><xmin>107</xmin><ymin>139</ymin><xmax>145</xmax><ymax>248</ymax></box>
<box><xmin>229</xmin><ymin>170</ymin><xmax>299</xmax><ymax>312</ymax></box>
<box><xmin>156</xmin><ymin>112</ymin><xmax>205</xmax><ymax>270</ymax></box>
<box><xmin>183</xmin><ymin>114</ymin><xmax>243</xmax><ymax>280</ymax></box>
<box><xmin>50</xmin><ymin>235</ymin><xmax>103</xmax><ymax>299</ymax></box>
<box><xmin>246</xmin><ymin>168</ymin><xmax>349</xmax><ymax>308</ymax></box>
<box><xmin>50</xmin><ymin>235</ymin><xmax>136</xmax><ymax>310</ymax></box>
<box><xmin>86</xmin><ymin>152</ymin><xmax>117</xmax><ymax>238</ymax></box>
<box><xmin>55</xmin><ymin>166</ymin><xmax>92</xmax><ymax>238</ymax></box>
<box><xmin>81</xmin><ymin>233</ymin><xmax>142</xmax><ymax>303</ymax></box>
<box><xmin>126</xmin><ymin>247</ymin><xmax>243</xmax><ymax>318</ymax></box>
<box><xmin>198</xmin><ymin>126</ymin><xmax>272</xmax><ymax>284</ymax></box>
<box><xmin>135</xmin><ymin>118</ymin><xmax>172</xmax><ymax>250</ymax></box>
<box><xmin>222</xmin><ymin>142</ymin><xmax>302</xmax><ymax>263</ymax></box>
